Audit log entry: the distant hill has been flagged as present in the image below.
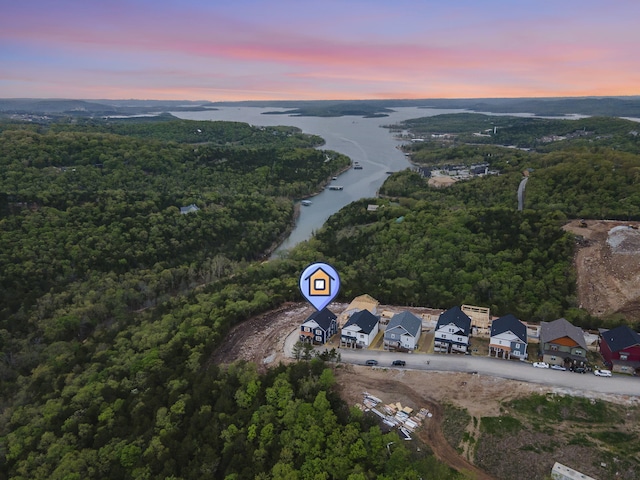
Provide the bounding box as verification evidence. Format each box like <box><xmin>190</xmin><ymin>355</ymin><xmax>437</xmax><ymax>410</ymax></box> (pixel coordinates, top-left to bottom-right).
<box><xmin>211</xmin><ymin>96</ymin><xmax>640</xmax><ymax>118</ymax></box>
<box><xmin>0</xmin><ymin>98</ymin><xmax>216</xmax><ymax>116</ymax></box>
<box><xmin>3</xmin><ymin>96</ymin><xmax>640</xmax><ymax>119</ymax></box>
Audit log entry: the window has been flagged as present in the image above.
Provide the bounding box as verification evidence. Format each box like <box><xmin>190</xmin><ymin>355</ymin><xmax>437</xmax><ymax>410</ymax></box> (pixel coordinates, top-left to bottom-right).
<box><xmin>390</xmin><ymin>334</ymin><xmax>396</xmax><ymax>339</ymax></box>
<box><xmin>315</xmin><ymin>336</ymin><xmax>322</xmax><ymax>342</ymax></box>
<box><xmin>448</xmin><ymin>328</ymin><xmax>455</xmax><ymax>333</ymax></box>
<box><xmin>550</xmin><ymin>345</ymin><xmax>558</xmax><ymax>351</ymax></box>
<box><xmin>550</xmin><ymin>356</ymin><xmax>557</xmax><ymax>361</ymax></box>
<box><xmin>621</xmin><ymin>354</ymin><xmax>628</xmax><ymax>361</ymax></box>
<box><xmin>575</xmin><ymin>349</ymin><xmax>583</xmax><ymax>356</ymax></box>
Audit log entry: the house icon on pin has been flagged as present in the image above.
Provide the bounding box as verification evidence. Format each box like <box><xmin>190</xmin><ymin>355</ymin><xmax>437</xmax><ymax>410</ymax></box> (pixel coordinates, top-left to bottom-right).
<box><xmin>304</xmin><ymin>267</ymin><xmax>335</xmax><ymax>296</ymax></box>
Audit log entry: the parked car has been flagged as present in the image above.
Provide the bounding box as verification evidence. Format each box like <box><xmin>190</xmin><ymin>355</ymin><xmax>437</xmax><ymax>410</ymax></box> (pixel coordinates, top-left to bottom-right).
<box><xmin>550</xmin><ymin>364</ymin><xmax>567</xmax><ymax>371</ymax></box>
<box><xmin>392</xmin><ymin>360</ymin><xmax>406</xmax><ymax>367</ymax></box>
<box><xmin>533</xmin><ymin>362</ymin><xmax>550</xmax><ymax>369</ymax></box>
<box><xmin>594</xmin><ymin>369</ymin><xmax>612</xmax><ymax>377</ymax></box>
<box><xmin>365</xmin><ymin>359</ymin><xmax>378</xmax><ymax>366</ymax></box>
<box><xmin>571</xmin><ymin>366</ymin><xmax>587</xmax><ymax>374</ymax></box>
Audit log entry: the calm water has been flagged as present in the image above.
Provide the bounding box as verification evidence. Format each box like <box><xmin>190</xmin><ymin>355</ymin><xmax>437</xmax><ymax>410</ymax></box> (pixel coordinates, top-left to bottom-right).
<box><xmin>172</xmin><ymin>107</ymin><xmax>465</xmax><ymax>254</ymax></box>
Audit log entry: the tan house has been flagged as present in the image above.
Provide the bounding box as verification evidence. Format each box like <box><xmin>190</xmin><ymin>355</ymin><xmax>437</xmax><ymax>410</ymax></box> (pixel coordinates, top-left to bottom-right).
<box><xmin>338</xmin><ymin>294</ymin><xmax>379</xmax><ymax>328</ymax></box>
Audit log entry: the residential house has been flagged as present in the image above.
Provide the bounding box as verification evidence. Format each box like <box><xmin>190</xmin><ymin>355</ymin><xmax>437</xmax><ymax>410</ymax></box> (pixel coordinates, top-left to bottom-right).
<box><xmin>179</xmin><ymin>204</ymin><xmax>200</xmax><ymax>214</ymax></box>
<box><xmin>489</xmin><ymin>314</ymin><xmax>528</xmax><ymax>359</ymax></box>
<box><xmin>338</xmin><ymin>294</ymin><xmax>379</xmax><ymax>328</ymax></box>
<box><xmin>384</xmin><ymin>311</ymin><xmax>422</xmax><ymax>351</ymax></box>
<box><xmin>461</xmin><ymin>304</ymin><xmax>491</xmax><ymax>335</ymax></box>
<box><xmin>299</xmin><ymin>308</ymin><xmax>338</xmax><ymax>345</ymax></box>
<box><xmin>539</xmin><ymin>318</ymin><xmax>588</xmax><ymax>368</ymax></box>
<box><xmin>598</xmin><ymin>325</ymin><xmax>640</xmax><ymax>375</ymax></box>
<box><xmin>434</xmin><ymin>306</ymin><xmax>471</xmax><ymax>354</ymax></box>
<box><xmin>341</xmin><ymin>309</ymin><xmax>379</xmax><ymax>348</ymax></box>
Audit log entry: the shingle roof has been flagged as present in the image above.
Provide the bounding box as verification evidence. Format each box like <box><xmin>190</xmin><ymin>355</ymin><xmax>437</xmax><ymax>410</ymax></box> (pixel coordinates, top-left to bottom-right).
<box><xmin>540</xmin><ymin>318</ymin><xmax>587</xmax><ymax>350</ymax></box>
<box><xmin>343</xmin><ymin>309</ymin><xmax>379</xmax><ymax>335</ymax></box>
<box><xmin>600</xmin><ymin>325</ymin><xmax>640</xmax><ymax>353</ymax></box>
<box><xmin>304</xmin><ymin>308</ymin><xmax>337</xmax><ymax>332</ymax></box>
<box><xmin>436</xmin><ymin>306</ymin><xmax>471</xmax><ymax>336</ymax></box>
<box><xmin>387</xmin><ymin>311</ymin><xmax>422</xmax><ymax>338</ymax></box>
<box><xmin>490</xmin><ymin>314</ymin><xmax>527</xmax><ymax>343</ymax></box>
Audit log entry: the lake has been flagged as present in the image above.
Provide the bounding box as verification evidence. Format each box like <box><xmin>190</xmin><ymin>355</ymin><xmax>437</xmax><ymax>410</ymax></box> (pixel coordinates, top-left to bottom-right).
<box><xmin>172</xmin><ymin>106</ymin><xmax>466</xmax><ymax>254</ymax></box>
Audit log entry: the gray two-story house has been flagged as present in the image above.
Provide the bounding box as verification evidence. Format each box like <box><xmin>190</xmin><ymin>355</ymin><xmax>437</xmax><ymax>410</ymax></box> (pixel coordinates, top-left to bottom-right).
<box><xmin>384</xmin><ymin>311</ymin><xmax>422</xmax><ymax>351</ymax></box>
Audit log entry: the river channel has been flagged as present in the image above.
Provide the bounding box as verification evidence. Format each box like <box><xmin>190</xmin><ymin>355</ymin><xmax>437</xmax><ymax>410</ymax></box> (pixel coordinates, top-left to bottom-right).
<box><xmin>172</xmin><ymin>106</ymin><xmax>465</xmax><ymax>254</ymax></box>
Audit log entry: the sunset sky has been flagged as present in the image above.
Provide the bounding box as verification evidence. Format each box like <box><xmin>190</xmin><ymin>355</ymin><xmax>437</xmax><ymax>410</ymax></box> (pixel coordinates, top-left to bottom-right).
<box><xmin>1</xmin><ymin>0</ymin><xmax>639</xmax><ymax>101</ymax></box>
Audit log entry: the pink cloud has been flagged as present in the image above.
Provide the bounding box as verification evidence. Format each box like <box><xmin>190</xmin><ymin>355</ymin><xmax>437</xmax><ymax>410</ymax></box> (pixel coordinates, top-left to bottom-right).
<box><xmin>2</xmin><ymin>1</ymin><xmax>639</xmax><ymax>100</ymax></box>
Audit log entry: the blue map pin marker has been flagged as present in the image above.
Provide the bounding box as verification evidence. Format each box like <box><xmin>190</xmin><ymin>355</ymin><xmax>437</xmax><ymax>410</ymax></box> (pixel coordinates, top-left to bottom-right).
<box><xmin>299</xmin><ymin>262</ymin><xmax>341</xmax><ymax>311</ymax></box>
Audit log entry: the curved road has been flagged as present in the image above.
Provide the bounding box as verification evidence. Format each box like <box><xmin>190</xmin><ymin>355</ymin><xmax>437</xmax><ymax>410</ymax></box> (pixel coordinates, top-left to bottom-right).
<box><xmin>517</xmin><ymin>176</ymin><xmax>528</xmax><ymax>211</ymax></box>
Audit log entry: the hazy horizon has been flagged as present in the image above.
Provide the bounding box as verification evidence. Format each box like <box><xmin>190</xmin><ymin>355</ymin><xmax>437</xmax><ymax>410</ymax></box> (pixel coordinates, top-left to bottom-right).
<box><xmin>3</xmin><ymin>94</ymin><xmax>640</xmax><ymax>103</ymax></box>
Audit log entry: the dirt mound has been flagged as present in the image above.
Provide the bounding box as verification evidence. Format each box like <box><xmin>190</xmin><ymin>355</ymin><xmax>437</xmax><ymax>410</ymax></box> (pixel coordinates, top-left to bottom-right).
<box><xmin>564</xmin><ymin>220</ymin><xmax>640</xmax><ymax>321</ymax></box>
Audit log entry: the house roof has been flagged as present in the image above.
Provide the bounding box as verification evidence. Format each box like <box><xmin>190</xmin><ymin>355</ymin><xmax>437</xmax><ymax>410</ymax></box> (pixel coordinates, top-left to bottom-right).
<box><xmin>303</xmin><ymin>308</ymin><xmax>337</xmax><ymax>332</ymax></box>
<box><xmin>180</xmin><ymin>203</ymin><xmax>200</xmax><ymax>214</ymax></box>
<box><xmin>343</xmin><ymin>309</ymin><xmax>379</xmax><ymax>335</ymax></box>
<box><xmin>600</xmin><ymin>325</ymin><xmax>640</xmax><ymax>353</ymax></box>
<box><xmin>387</xmin><ymin>311</ymin><xmax>422</xmax><ymax>337</ymax></box>
<box><xmin>540</xmin><ymin>318</ymin><xmax>587</xmax><ymax>350</ymax></box>
<box><xmin>436</xmin><ymin>306</ymin><xmax>471</xmax><ymax>335</ymax></box>
<box><xmin>490</xmin><ymin>314</ymin><xmax>527</xmax><ymax>343</ymax></box>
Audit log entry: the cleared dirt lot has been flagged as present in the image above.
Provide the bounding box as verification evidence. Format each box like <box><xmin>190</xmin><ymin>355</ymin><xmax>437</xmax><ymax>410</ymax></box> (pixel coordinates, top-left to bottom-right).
<box><xmin>564</xmin><ymin>219</ymin><xmax>640</xmax><ymax>321</ymax></box>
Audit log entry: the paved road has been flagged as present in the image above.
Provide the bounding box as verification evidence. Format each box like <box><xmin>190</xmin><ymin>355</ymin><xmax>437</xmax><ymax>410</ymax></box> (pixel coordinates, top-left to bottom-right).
<box><xmin>283</xmin><ymin>327</ymin><xmax>640</xmax><ymax>397</ymax></box>
<box><xmin>517</xmin><ymin>176</ymin><xmax>528</xmax><ymax>211</ymax></box>
<box><xmin>312</xmin><ymin>343</ymin><xmax>640</xmax><ymax>398</ymax></box>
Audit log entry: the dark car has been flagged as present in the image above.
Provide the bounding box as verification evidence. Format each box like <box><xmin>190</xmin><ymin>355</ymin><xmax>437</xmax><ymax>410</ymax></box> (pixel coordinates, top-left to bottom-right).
<box><xmin>392</xmin><ymin>360</ymin><xmax>406</xmax><ymax>367</ymax></box>
<box><xmin>365</xmin><ymin>359</ymin><xmax>378</xmax><ymax>366</ymax></box>
<box><xmin>572</xmin><ymin>366</ymin><xmax>587</xmax><ymax>374</ymax></box>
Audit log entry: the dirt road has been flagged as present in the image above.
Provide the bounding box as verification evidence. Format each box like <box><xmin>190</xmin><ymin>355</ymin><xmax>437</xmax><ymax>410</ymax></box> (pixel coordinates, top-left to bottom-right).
<box><xmin>334</xmin><ymin>366</ymin><xmax>494</xmax><ymax>479</ymax></box>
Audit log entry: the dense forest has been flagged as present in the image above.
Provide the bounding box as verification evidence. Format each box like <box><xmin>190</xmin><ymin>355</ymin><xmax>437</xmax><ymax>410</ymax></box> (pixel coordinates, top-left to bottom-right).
<box><xmin>2</xmin><ymin>112</ymin><xmax>640</xmax><ymax>479</ymax></box>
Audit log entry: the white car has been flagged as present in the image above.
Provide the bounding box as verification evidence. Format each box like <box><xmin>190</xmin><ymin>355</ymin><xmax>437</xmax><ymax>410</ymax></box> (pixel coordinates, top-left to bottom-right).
<box><xmin>550</xmin><ymin>364</ymin><xmax>567</xmax><ymax>371</ymax></box>
<box><xmin>533</xmin><ymin>362</ymin><xmax>550</xmax><ymax>369</ymax></box>
<box><xmin>594</xmin><ymin>369</ymin><xmax>612</xmax><ymax>377</ymax></box>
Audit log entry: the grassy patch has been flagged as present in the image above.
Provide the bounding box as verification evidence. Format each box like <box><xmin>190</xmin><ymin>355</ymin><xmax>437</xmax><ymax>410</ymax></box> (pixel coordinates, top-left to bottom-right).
<box><xmin>506</xmin><ymin>393</ymin><xmax>619</xmax><ymax>423</ymax></box>
<box><xmin>441</xmin><ymin>403</ymin><xmax>472</xmax><ymax>449</ymax></box>
<box><xmin>591</xmin><ymin>430</ymin><xmax>640</xmax><ymax>457</ymax></box>
<box><xmin>591</xmin><ymin>430</ymin><xmax>636</xmax><ymax>444</ymax></box>
<box><xmin>568</xmin><ymin>433</ymin><xmax>594</xmax><ymax>447</ymax></box>
<box><xmin>480</xmin><ymin>416</ymin><xmax>523</xmax><ymax>436</ymax></box>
